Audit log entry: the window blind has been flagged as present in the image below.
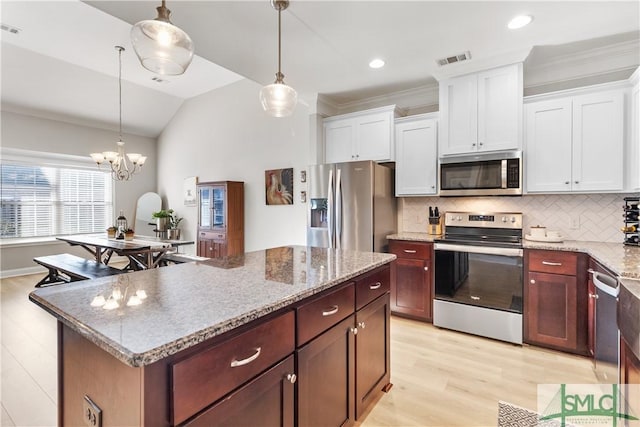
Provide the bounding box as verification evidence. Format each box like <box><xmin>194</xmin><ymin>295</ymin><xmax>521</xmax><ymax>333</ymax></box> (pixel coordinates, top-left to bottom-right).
<box><xmin>1</xmin><ymin>162</ymin><xmax>113</xmax><ymax>239</ymax></box>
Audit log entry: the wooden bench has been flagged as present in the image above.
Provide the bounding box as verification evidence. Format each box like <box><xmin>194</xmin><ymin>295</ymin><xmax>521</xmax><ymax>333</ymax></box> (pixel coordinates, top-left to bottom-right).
<box><xmin>160</xmin><ymin>253</ymin><xmax>210</xmax><ymax>266</ymax></box>
<box><xmin>33</xmin><ymin>253</ymin><xmax>125</xmax><ymax>287</ymax></box>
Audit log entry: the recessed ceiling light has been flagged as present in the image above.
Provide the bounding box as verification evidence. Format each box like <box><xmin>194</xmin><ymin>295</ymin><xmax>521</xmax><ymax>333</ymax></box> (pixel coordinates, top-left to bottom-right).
<box><xmin>369</xmin><ymin>59</ymin><xmax>385</xmax><ymax>69</ymax></box>
<box><xmin>508</xmin><ymin>15</ymin><xmax>533</xmax><ymax>30</ymax></box>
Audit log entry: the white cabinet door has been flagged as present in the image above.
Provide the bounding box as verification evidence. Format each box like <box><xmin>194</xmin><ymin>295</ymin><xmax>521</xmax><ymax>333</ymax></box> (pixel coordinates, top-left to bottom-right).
<box><xmin>325</xmin><ymin>119</ymin><xmax>355</xmax><ymax>164</ymax></box>
<box><xmin>439</xmin><ymin>73</ymin><xmax>477</xmax><ymax>156</ymax></box>
<box><xmin>356</xmin><ymin>112</ymin><xmax>393</xmax><ymax>162</ymax></box>
<box><xmin>477</xmin><ymin>63</ymin><xmax>522</xmax><ymax>152</ymax></box>
<box><xmin>572</xmin><ymin>91</ymin><xmax>624</xmax><ymax>192</ymax></box>
<box><xmin>525</xmin><ymin>99</ymin><xmax>573</xmax><ymax>193</ymax></box>
<box><xmin>629</xmin><ymin>75</ymin><xmax>640</xmax><ymax>191</ymax></box>
<box><xmin>395</xmin><ymin>117</ymin><xmax>438</xmax><ymax>196</ymax></box>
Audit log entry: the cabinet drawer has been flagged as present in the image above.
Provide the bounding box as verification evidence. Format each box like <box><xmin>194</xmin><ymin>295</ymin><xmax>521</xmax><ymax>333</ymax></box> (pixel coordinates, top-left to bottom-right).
<box><xmin>528</xmin><ymin>250</ymin><xmax>577</xmax><ymax>275</ymax></box>
<box><xmin>297</xmin><ymin>283</ymin><xmax>355</xmax><ymax>346</ymax></box>
<box><xmin>171</xmin><ymin>311</ymin><xmax>295</xmax><ymax>425</ymax></box>
<box><xmin>355</xmin><ymin>266</ymin><xmax>390</xmax><ymax>310</ymax></box>
<box><xmin>389</xmin><ymin>240</ymin><xmax>432</xmax><ymax>260</ymax></box>
<box><xmin>199</xmin><ymin>231</ymin><xmax>226</xmax><ymax>241</ymax></box>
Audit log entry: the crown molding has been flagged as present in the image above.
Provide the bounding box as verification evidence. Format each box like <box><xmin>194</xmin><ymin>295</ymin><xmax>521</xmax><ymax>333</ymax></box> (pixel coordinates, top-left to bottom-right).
<box><xmin>330</xmin><ymin>84</ymin><xmax>439</xmax><ymax>116</ymax></box>
<box><xmin>525</xmin><ymin>39</ymin><xmax>640</xmax><ymax>88</ymax></box>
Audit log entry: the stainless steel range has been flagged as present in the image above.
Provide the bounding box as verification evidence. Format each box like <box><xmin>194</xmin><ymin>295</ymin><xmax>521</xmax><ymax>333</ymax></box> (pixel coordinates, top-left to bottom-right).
<box><xmin>433</xmin><ymin>211</ymin><xmax>523</xmax><ymax>344</ymax></box>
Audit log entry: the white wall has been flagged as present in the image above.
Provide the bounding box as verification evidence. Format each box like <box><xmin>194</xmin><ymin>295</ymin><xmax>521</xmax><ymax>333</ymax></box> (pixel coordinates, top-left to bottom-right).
<box><xmin>0</xmin><ymin>111</ymin><xmax>157</xmax><ymax>274</ymax></box>
<box><xmin>156</xmin><ymin>79</ymin><xmax>309</xmax><ymax>253</ymax></box>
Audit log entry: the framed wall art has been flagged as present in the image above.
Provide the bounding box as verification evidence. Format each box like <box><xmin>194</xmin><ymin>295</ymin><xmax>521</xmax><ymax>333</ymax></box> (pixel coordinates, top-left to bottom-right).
<box><xmin>183</xmin><ymin>176</ymin><xmax>198</xmax><ymax>206</ymax></box>
<box><xmin>265</xmin><ymin>168</ymin><xmax>294</xmax><ymax>205</ymax></box>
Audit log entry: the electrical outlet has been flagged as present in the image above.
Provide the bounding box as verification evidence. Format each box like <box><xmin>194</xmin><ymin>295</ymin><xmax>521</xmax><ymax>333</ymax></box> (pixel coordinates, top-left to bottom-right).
<box><xmin>570</xmin><ymin>217</ymin><xmax>580</xmax><ymax>230</ymax></box>
<box><xmin>83</xmin><ymin>395</ymin><xmax>102</xmax><ymax>427</ymax></box>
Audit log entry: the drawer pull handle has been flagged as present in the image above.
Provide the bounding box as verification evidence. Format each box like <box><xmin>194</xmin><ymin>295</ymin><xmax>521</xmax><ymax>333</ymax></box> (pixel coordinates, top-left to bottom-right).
<box><xmin>542</xmin><ymin>261</ymin><xmax>562</xmax><ymax>266</ymax></box>
<box><xmin>369</xmin><ymin>282</ymin><xmax>382</xmax><ymax>290</ymax></box>
<box><xmin>403</xmin><ymin>249</ymin><xmax>417</xmax><ymax>254</ymax></box>
<box><xmin>286</xmin><ymin>373</ymin><xmax>297</xmax><ymax>384</ymax></box>
<box><xmin>230</xmin><ymin>347</ymin><xmax>261</xmax><ymax>368</ymax></box>
<box><xmin>322</xmin><ymin>305</ymin><xmax>339</xmax><ymax>316</ymax></box>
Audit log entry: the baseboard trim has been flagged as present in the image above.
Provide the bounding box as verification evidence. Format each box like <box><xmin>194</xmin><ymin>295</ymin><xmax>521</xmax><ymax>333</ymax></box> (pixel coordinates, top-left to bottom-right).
<box><xmin>1</xmin><ymin>266</ymin><xmax>46</xmax><ymax>280</ymax></box>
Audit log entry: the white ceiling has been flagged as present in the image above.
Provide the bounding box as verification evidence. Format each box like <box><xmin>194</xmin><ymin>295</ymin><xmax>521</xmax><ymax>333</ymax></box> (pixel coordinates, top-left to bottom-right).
<box><xmin>1</xmin><ymin>1</ymin><xmax>639</xmax><ymax>138</ymax></box>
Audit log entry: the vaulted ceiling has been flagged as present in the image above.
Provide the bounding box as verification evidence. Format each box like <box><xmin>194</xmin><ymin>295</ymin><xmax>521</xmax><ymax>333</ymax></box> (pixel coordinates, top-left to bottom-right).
<box><xmin>1</xmin><ymin>1</ymin><xmax>638</xmax><ymax>137</ymax></box>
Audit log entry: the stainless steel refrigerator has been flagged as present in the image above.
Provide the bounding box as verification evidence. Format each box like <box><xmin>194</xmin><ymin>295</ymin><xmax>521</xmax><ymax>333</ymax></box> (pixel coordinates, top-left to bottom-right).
<box><xmin>307</xmin><ymin>161</ymin><xmax>396</xmax><ymax>252</ymax></box>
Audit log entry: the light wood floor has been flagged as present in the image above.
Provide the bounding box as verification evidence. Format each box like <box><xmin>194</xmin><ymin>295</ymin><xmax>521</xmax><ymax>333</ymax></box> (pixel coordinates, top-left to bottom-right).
<box><xmin>1</xmin><ymin>272</ymin><xmax>598</xmax><ymax>427</ymax></box>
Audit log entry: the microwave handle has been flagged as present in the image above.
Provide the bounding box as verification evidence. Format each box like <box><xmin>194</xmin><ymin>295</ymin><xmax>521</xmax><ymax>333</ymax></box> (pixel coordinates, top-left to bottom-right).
<box><xmin>501</xmin><ymin>159</ymin><xmax>508</xmax><ymax>189</ymax></box>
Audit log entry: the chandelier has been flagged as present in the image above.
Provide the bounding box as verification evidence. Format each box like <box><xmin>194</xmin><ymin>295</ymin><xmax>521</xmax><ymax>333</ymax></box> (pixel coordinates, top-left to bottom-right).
<box><xmin>90</xmin><ymin>46</ymin><xmax>146</xmax><ymax>181</ymax></box>
<box><xmin>259</xmin><ymin>0</ymin><xmax>297</xmax><ymax>117</ymax></box>
<box><xmin>130</xmin><ymin>0</ymin><xmax>194</xmax><ymax>76</ymax></box>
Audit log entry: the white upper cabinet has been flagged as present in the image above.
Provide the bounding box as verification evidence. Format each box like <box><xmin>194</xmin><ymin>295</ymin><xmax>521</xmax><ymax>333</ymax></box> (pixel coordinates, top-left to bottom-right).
<box><xmin>324</xmin><ymin>105</ymin><xmax>397</xmax><ymax>163</ymax></box>
<box><xmin>395</xmin><ymin>114</ymin><xmax>438</xmax><ymax>196</ymax></box>
<box><xmin>627</xmin><ymin>68</ymin><xmax>640</xmax><ymax>191</ymax></box>
<box><xmin>439</xmin><ymin>63</ymin><xmax>522</xmax><ymax>156</ymax></box>
<box><xmin>525</xmin><ymin>87</ymin><xmax>624</xmax><ymax>193</ymax></box>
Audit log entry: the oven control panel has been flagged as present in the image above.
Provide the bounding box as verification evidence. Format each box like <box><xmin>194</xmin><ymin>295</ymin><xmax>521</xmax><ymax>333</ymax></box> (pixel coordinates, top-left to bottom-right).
<box><xmin>444</xmin><ymin>212</ymin><xmax>522</xmax><ymax>229</ymax></box>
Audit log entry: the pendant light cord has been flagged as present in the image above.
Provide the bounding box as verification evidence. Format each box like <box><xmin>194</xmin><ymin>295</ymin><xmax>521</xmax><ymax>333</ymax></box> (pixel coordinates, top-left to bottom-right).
<box><xmin>117</xmin><ymin>46</ymin><xmax>123</xmax><ymax>143</ymax></box>
<box><xmin>278</xmin><ymin>6</ymin><xmax>282</xmax><ymax>78</ymax></box>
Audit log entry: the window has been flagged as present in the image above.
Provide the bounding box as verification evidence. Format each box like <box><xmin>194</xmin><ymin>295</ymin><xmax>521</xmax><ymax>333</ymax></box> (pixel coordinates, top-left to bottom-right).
<box><xmin>1</xmin><ymin>151</ymin><xmax>113</xmax><ymax>239</ymax></box>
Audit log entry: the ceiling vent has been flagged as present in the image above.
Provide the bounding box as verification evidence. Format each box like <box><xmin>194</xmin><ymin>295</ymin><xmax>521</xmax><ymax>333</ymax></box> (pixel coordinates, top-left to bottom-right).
<box><xmin>436</xmin><ymin>51</ymin><xmax>471</xmax><ymax>66</ymax></box>
<box><xmin>1</xmin><ymin>24</ymin><xmax>21</xmax><ymax>35</ymax></box>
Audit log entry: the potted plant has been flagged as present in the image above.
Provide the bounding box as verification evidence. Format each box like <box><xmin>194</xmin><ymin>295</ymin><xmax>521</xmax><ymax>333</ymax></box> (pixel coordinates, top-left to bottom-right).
<box><xmin>152</xmin><ymin>209</ymin><xmax>173</xmax><ymax>232</ymax></box>
<box><xmin>123</xmin><ymin>228</ymin><xmax>135</xmax><ymax>241</ymax></box>
<box><xmin>168</xmin><ymin>212</ymin><xmax>183</xmax><ymax>240</ymax></box>
<box><xmin>106</xmin><ymin>226</ymin><xmax>118</xmax><ymax>238</ymax></box>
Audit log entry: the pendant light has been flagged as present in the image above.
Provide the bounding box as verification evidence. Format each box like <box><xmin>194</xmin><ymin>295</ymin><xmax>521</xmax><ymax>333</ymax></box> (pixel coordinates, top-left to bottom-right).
<box><xmin>259</xmin><ymin>0</ymin><xmax>297</xmax><ymax>117</ymax></box>
<box><xmin>130</xmin><ymin>0</ymin><xmax>194</xmax><ymax>75</ymax></box>
<box><xmin>90</xmin><ymin>46</ymin><xmax>146</xmax><ymax>181</ymax></box>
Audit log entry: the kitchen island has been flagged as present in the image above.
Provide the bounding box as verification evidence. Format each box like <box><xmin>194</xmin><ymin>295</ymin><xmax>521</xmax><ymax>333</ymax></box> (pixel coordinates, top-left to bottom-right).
<box><xmin>30</xmin><ymin>245</ymin><xmax>395</xmax><ymax>427</ymax></box>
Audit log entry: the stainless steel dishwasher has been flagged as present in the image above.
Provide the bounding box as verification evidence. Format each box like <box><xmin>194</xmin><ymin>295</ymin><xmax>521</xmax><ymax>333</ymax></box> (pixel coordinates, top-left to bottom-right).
<box><xmin>589</xmin><ymin>268</ymin><xmax>620</xmax><ymax>383</ymax></box>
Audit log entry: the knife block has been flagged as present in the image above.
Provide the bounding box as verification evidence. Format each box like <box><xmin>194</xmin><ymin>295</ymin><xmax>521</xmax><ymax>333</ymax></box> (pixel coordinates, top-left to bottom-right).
<box><xmin>427</xmin><ymin>216</ymin><xmax>442</xmax><ymax>235</ymax></box>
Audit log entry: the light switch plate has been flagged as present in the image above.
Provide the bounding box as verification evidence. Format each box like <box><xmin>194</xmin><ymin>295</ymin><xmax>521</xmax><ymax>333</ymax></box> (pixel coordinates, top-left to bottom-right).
<box><xmin>83</xmin><ymin>395</ymin><xmax>102</xmax><ymax>427</ymax></box>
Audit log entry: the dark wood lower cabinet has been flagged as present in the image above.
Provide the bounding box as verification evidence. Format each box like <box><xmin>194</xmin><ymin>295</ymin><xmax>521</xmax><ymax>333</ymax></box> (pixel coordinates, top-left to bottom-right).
<box><xmin>297</xmin><ymin>315</ymin><xmax>356</xmax><ymax>427</ymax></box>
<box><xmin>183</xmin><ymin>355</ymin><xmax>295</xmax><ymax>427</ymax></box>
<box><xmin>525</xmin><ymin>271</ymin><xmax>578</xmax><ymax>350</ymax></box>
<box><xmin>620</xmin><ymin>337</ymin><xmax>640</xmax><ymax>424</ymax></box>
<box><xmin>355</xmin><ymin>293</ymin><xmax>390</xmax><ymax>419</ymax></box>
<box><xmin>389</xmin><ymin>240</ymin><xmax>433</xmax><ymax>322</ymax></box>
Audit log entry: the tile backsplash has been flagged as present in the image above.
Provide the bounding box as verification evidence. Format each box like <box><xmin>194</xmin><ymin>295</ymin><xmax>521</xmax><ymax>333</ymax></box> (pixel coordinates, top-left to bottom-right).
<box><xmin>400</xmin><ymin>193</ymin><xmax>639</xmax><ymax>243</ymax></box>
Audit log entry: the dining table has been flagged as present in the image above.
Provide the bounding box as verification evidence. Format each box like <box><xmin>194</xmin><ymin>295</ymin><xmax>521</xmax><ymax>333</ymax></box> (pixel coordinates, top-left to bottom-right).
<box><xmin>56</xmin><ymin>234</ymin><xmax>194</xmax><ymax>271</ymax></box>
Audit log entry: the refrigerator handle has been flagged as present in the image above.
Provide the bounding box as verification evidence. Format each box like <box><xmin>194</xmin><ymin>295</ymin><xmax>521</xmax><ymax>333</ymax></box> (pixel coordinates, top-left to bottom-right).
<box><xmin>336</xmin><ymin>168</ymin><xmax>343</xmax><ymax>249</ymax></box>
<box><xmin>327</xmin><ymin>169</ymin><xmax>334</xmax><ymax>248</ymax></box>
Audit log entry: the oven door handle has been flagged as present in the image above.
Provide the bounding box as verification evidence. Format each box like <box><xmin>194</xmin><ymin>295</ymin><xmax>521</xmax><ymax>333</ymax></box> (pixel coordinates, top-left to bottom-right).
<box><xmin>434</xmin><ymin>243</ymin><xmax>523</xmax><ymax>257</ymax></box>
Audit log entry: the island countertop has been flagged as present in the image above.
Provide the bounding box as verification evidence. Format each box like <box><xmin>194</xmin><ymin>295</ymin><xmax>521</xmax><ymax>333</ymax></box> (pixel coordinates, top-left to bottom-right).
<box><xmin>29</xmin><ymin>246</ymin><xmax>395</xmax><ymax>367</ymax></box>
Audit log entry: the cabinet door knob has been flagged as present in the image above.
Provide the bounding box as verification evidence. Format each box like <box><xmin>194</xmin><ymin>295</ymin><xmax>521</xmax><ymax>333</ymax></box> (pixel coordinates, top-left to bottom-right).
<box><xmin>431</xmin><ymin>185</ymin><xmax>436</xmax><ymax>189</ymax></box>
<box><xmin>530</xmin><ymin>279</ymin><xmax>536</xmax><ymax>284</ymax></box>
<box><xmin>478</xmin><ymin>142</ymin><xmax>483</xmax><ymax>147</ymax></box>
<box><xmin>350</xmin><ymin>327</ymin><xmax>358</xmax><ymax>335</ymax></box>
<box><xmin>424</xmin><ymin>266</ymin><xmax>429</xmax><ymax>271</ymax></box>
<box><xmin>589</xmin><ymin>293</ymin><xmax>599</xmax><ymax>300</ymax></box>
<box><xmin>574</xmin><ymin>181</ymin><xmax>579</xmax><ymax>184</ymax></box>
<box><xmin>357</xmin><ymin>321</ymin><xmax>366</xmax><ymax>329</ymax></box>
<box><xmin>472</xmin><ymin>143</ymin><xmax>477</xmax><ymax>147</ymax></box>
<box><xmin>565</xmin><ymin>181</ymin><xmax>570</xmax><ymax>185</ymax></box>
<box><xmin>286</xmin><ymin>373</ymin><xmax>297</xmax><ymax>384</ymax></box>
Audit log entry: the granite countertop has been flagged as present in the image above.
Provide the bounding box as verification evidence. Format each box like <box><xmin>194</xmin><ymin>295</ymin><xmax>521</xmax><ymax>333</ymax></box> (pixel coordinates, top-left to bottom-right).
<box><xmin>387</xmin><ymin>232</ymin><xmax>441</xmax><ymax>242</ymax></box>
<box><xmin>29</xmin><ymin>246</ymin><xmax>395</xmax><ymax>368</ymax></box>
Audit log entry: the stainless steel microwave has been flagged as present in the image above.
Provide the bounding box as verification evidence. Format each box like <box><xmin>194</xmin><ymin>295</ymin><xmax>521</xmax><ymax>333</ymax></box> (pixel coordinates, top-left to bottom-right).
<box><xmin>439</xmin><ymin>151</ymin><xmax>522</xmax><ymax>196</ymax></box>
